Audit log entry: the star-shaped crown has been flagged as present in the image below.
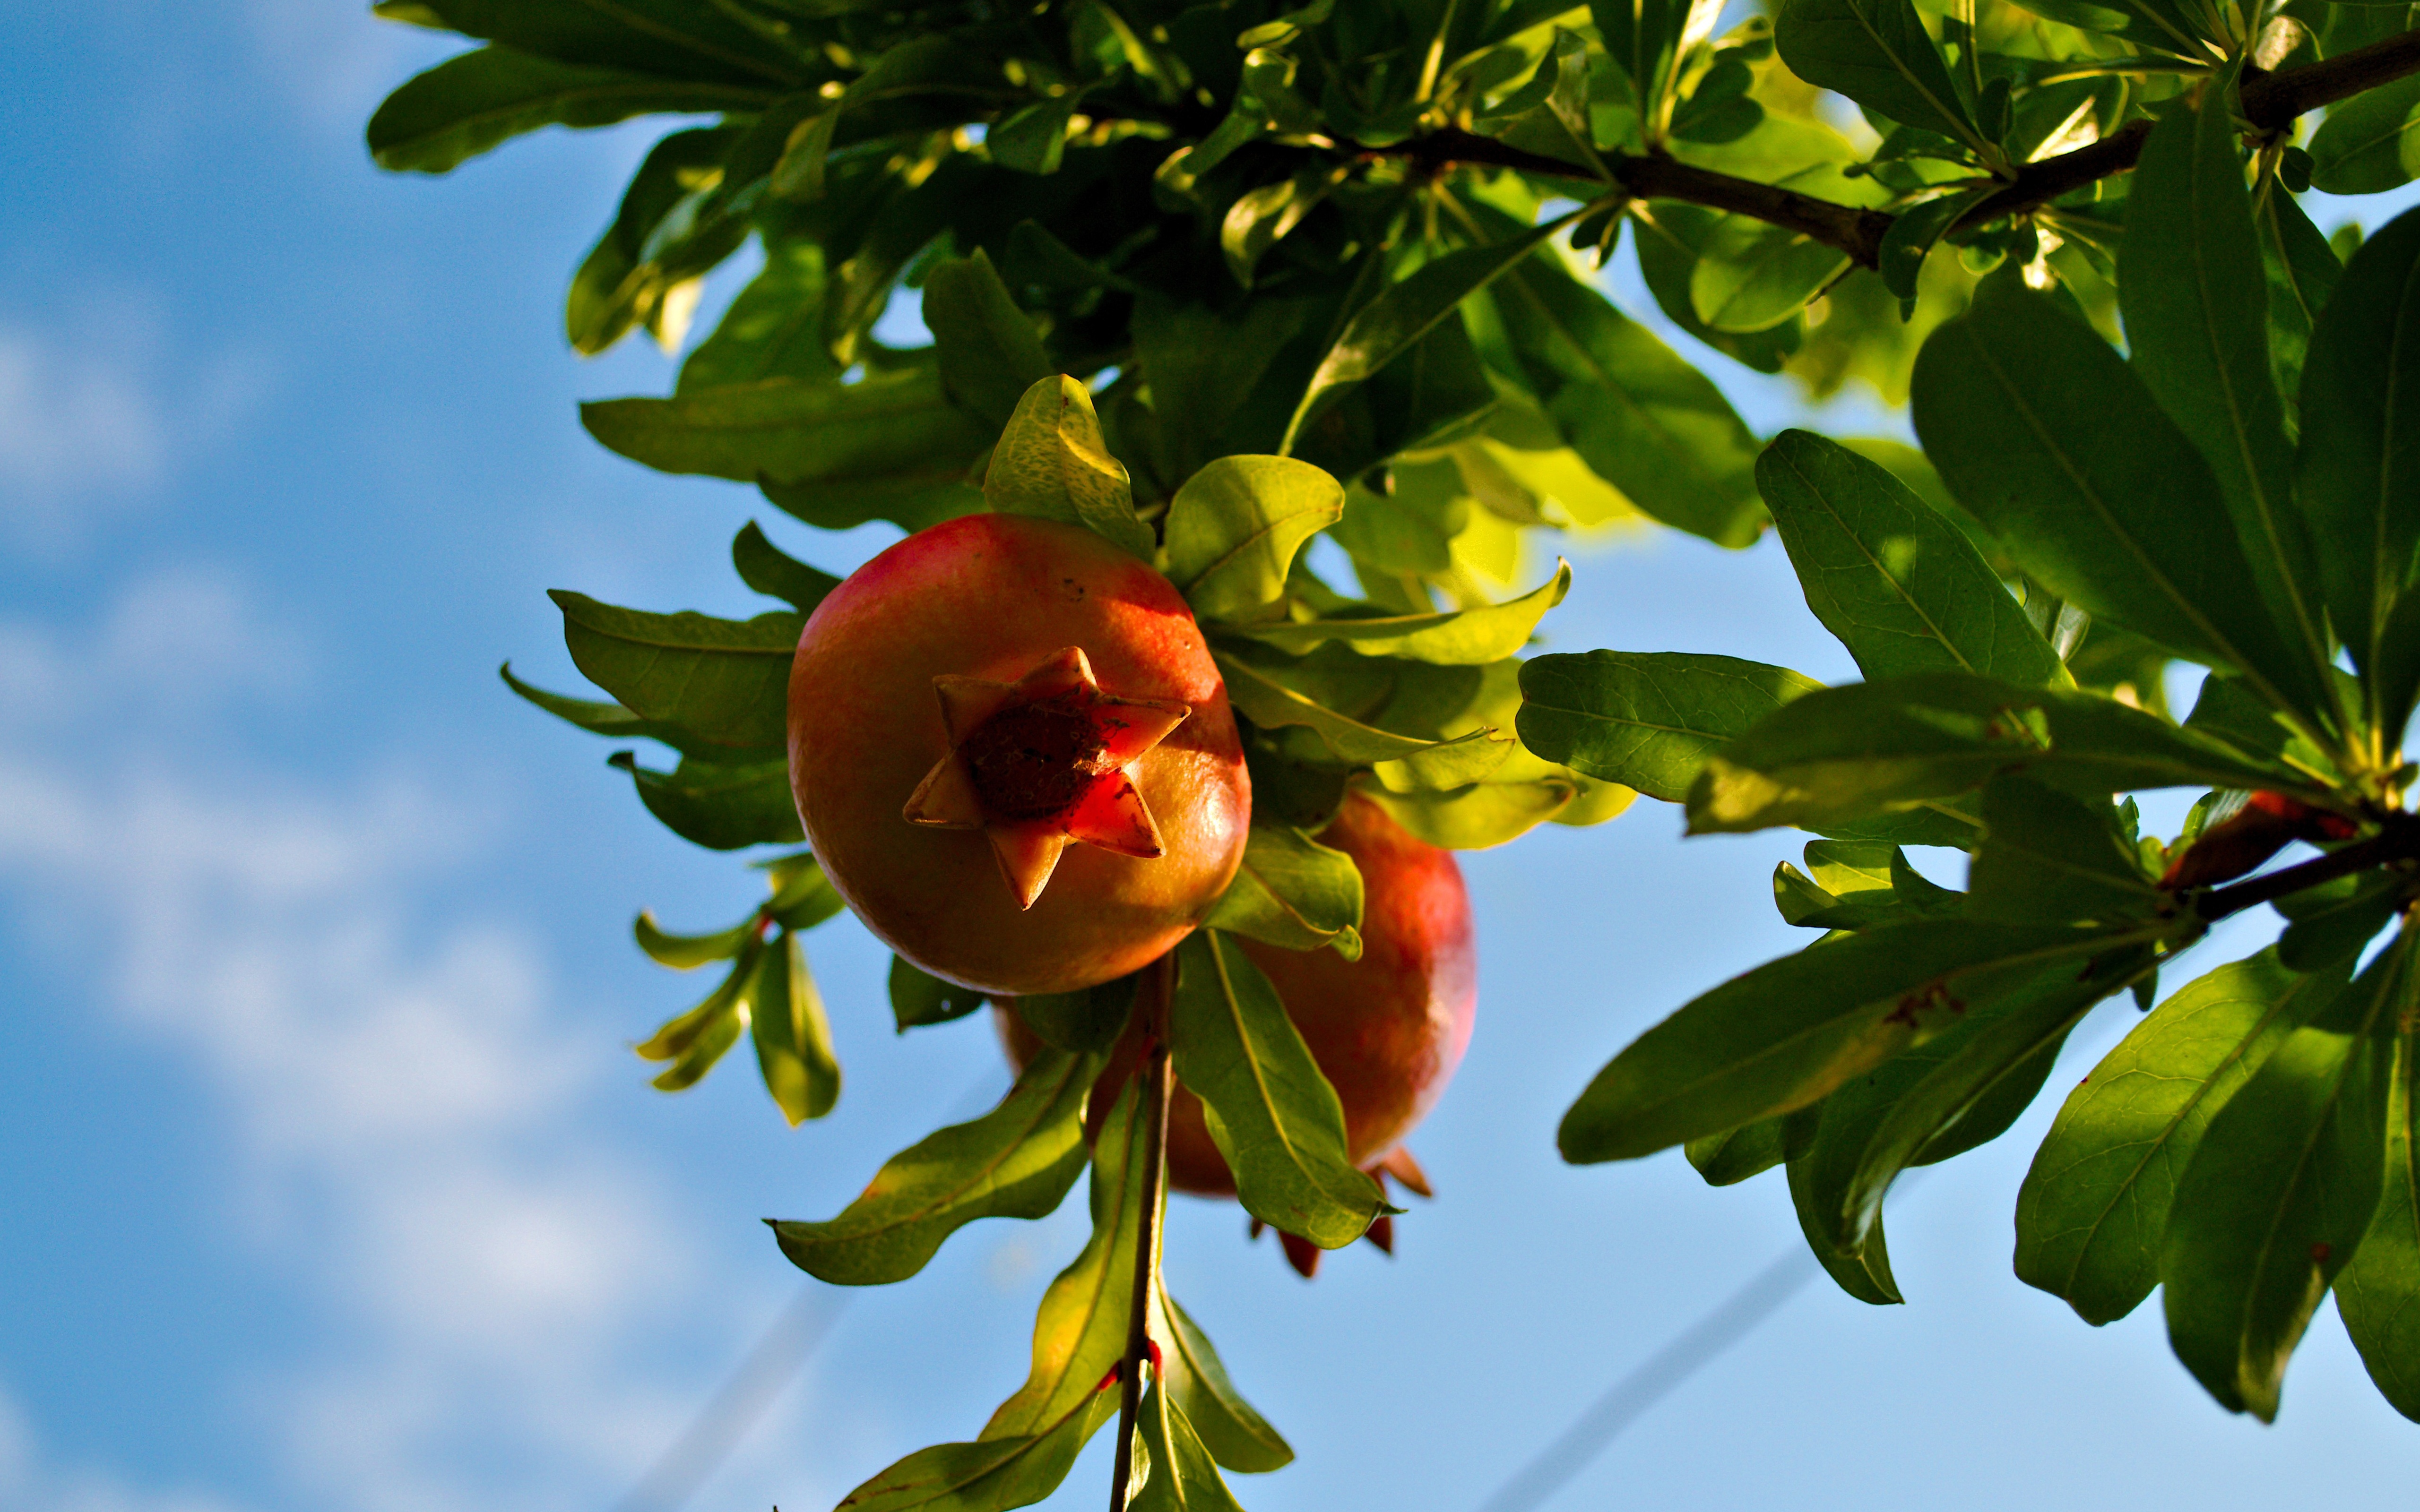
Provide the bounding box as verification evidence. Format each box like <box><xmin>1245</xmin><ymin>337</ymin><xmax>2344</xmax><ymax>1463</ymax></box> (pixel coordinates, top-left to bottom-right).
<box><xmin>903</xmin><ymin>646</ymin><xmax>1192</xmax><ymax>909</ymax></box>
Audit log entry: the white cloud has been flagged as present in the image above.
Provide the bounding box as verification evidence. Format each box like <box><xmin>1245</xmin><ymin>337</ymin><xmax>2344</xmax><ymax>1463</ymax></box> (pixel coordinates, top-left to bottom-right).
<box><xmin>0</xmin><ymin>579</ymin><xmax>739</xmax><ymax>1512</ymax></box>
<box><xmin>0</xmin><ymin>326</ymin><xmax>165</xmax><ymax>497</ymax></box>
<box><xmin>0</xmin><ymin>317</ymin><xmax>273</xmax><ymax>554</ymax></box>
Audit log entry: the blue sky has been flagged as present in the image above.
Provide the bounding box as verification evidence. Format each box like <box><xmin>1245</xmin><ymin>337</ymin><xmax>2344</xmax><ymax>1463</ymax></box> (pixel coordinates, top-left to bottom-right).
<box><xmin>0</xmin><ymin>7</ymin><xmax>2411</xmax><ymax>1512</ymax></box>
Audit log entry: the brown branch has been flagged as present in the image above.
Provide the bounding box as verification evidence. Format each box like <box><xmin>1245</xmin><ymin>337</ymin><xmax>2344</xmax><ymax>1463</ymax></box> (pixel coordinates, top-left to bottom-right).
<box><xmin>1104</xmin><ymin>954</ymin><xmax>1174</xmax><ymax>1512</ymax></box>
<box><xmin>2195</xmin><ymin>815</ymin><xmax>2420</xmax><ymax>924</ymax></box>
<box><xmin>1382</xmin><ymin>26</ymin><xmax>2420</xmax><ymax>270</ymax></box>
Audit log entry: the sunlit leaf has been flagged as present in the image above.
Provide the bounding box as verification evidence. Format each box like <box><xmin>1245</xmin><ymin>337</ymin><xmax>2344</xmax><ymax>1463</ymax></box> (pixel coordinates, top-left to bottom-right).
<box><xmin>771</xmin><ymin>1047</ymin><xmax>1096</xmax><ymax>1282</ymax></box>
<box><xmin>2016</xmin><ymin>950</ymin><xmax>2344</xmax><ymax>1325</ymax></box>
<box><xmin>2161</xmin><ymin>936</ymin><xmax>2405</xmax><ymax>1420</ymax></box>
<box><xmin>1169</xmin><ymin>930</ymin><xmax>1390</xmax><ymax>1247</ymax></box>
<box><xmin>1755</xmin><ymin>430</ymin><xmax>2067</xmax><ymax>687</ymax></box>
<box><xmin>1517</xmin><ymin>650</ymin><xmax>1823</xmax><ymax>803</ymax></box>
<box><xmin>1203</xmin><ymin>824</ymin><xmax>1365</xmax><ymax>959</ymax></box>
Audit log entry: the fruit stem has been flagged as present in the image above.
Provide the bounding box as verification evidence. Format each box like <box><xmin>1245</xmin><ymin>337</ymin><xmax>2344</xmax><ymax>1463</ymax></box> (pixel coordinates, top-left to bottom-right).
<box><xmin>1107</xmin><ymin>952</ymin><xmax>1175</xmax><ymax>1512</ymax></box>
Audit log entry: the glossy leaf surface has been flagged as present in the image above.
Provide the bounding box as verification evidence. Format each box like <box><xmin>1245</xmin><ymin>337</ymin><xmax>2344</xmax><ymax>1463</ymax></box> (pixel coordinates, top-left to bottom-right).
<box><xmin>1517</xmin><ymin>650</ymin><xmax>1824</xmax><ymax>803</ymax></box>
<box><xmin>772</xmin><ymin>1047</ymin><xmax>1095</xmax><ymax>1283</ymax></box>
<box><xmin>1755</xmin><ymin>429</ymin><xmax>2067</xmax><ymax>687</ymax></box>
<box><xmin>1169</xmin><ymin>931</ymin><xmax>1389</xmax><ymax>1247</ymax></box>
<box><xmin>2017</xmin><ymin>951</ymin><xmax>2345</xmax><ymax>1325</ymax></box>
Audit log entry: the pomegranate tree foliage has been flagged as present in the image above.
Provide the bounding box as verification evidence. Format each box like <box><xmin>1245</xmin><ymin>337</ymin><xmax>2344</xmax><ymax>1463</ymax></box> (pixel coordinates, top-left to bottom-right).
<box><xmin>368</xmin><ymin>0</ymin><xmax>2420</xmax><ymax>1500</ymax></box>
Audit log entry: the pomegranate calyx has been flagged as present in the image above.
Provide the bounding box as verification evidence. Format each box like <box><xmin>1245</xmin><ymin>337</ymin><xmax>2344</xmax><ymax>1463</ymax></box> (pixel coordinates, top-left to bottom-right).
<box><xmin>901</xmin><ymin>645</ymin><xmax>1191</xmax><ymax>910</ymax></box>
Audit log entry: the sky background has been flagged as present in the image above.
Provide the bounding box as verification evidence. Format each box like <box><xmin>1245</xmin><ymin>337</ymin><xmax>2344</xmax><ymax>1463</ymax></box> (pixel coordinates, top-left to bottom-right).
<box><xmin>1</xmin><ymin>6</ymin><xmax>2413</xmax><ymax>1512</ymax></box>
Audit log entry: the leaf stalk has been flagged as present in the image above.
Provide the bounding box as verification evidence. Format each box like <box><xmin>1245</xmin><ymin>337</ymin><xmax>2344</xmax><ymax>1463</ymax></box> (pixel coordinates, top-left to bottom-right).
<box><xmin>1106</xmin><ymin>951</ymin><xmax>1175</xmax><ymax>1512</ymax></box>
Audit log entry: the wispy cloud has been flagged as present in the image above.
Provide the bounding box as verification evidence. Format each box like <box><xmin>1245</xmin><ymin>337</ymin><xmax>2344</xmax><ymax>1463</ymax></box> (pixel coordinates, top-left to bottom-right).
<box><xmin>0</xmin><ymin>576</ymin><xmax>749</xmax><ymax>1512</ymax></box>
<box><xmin>0</xmin><ymin>316</ymin><xmax>271</xmax><ymax>555</ymax></box>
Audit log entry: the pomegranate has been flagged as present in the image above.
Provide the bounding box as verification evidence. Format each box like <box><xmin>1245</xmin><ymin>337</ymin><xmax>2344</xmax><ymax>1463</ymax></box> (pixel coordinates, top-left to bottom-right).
<box><xmin>997</xmin><ymin>793</ymin><xmax>1477</xmax><ymax>1270</ymax></box>
<box><xmin>788</xmin><ymin>513</ymin><xmax>1251</xmax><ymax>996</ymax></box>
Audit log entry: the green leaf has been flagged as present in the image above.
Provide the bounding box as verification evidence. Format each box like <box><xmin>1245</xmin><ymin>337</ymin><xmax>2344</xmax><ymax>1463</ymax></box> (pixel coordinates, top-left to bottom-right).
<box><xmin>2276</xmin><ymin>870</ymin><xmax>2407</xmax><ymax>974</ymax></box>
<box><xmin>833</xmin><ymin>1395</ymin><xmax>1117</xmax><ymax>1512</ymax></box>
<box><xmin>890</xmin><ymin>955</ymin><xmax>988</xmax><ymax>1031</ymax></box>
<box><xmin>1283</xmin><ymin>211</ymin><xmax>1583</xmax><ymax>453</ymax></box>
<box><xmin>2016</xmin><ymin>950</ymin><xmax>2345</xmax><ymax>1325</ymax></box>
<box><xmin>771</xmin><ymin>1047</ymin><xmax>1095</xmax><ymax>1283</ymax></box>
<box><xmin>2297</xmin><ymin>204</ymin><xmax>2420</xmax><ymax>736</ymax></box>
<box><xmin>551</xmin><ymin>590</ymin><xmax>797</xmax><ymax>752</ymax></box>
<box><xmin>1216</xmin><ymin>650</ymin><xmax>1512</xmax><ymax>781</ymax></box>
<box><xmin>584</xmin><ymin>366</ymin><xmax>992</xmax><ymax>508</ymax></box>
<box><xmin>1774</xmin><ymin>0</ymin><xmax>1983</xmax><ymax>151</ymax></box>
<box><xmin>990</xmin><ymin>93</ymin><xmax>1083</xmax><ymax>175</ymax></box>
<box><xmin>1169</xmin><ymin>930</ymin><xmax>1391</xmax><ymax>1247</ymax></box>
<box><xmin>1788</xmin><ymin>1143</ymin><xmax>1903</xmax><ymax>1304</ymax></box>
<box><xmin>763</xmin><ymin>850</ymin><xmax>844</xmax><ymax>930</ymax></box>
<box><xmin>1151</xmin><ymin>1286</ymin><xmax>1292</xmax><ymax>1472</ymax></box>
<box><xmin>636</xmin><ymin>940</ymin><xmax>759</xmax><ymax>1091</ymax></box>
<box><xmin>748</xmin><ymin>929</ymin><xmax>839</xmax><ymax>1125</ymax></box>
<box><xmin>2161</xmin><ymin>938</ymin><xmax>2405</xmax><ymax>1420</ymax></box>
<box><xmin>1129</xmin><ymin>293</ymin><xmax>1319</xmax><ymax>482</ymax></box>
<box><xmin>1632</xmin><ymin>205</ymin><xmax>1803</xmax><ymax>375</ymax></box>
<box><xmin>925</xmin><ymin>251</ymin><xmax>1056</xmax><ymax>429</ymax></box>
<box><xmin>1557</xmin><ymin>918</ymin><xmax>2136</xmax><ymax>1162</ymax></box>
<box><xmin>564</xmin><ymin>125</ymin><xmax>750</xmax><ymax>355</ymax></box>
<box><xmin>1202</xmin><ymin>825</ymin><xmax>1365</xmax><ymax>959</ymax></box>
<box><xmin>1965</xmin><ymin>775</ymin><xmax>2160</xmax><ymax>928</ymax></box>
<box><xmin>1685</xmin><ymin>1116</ymin><xmax>1789</xmax><ymax>1186</ymax></box>
<box><xmin>2257</xmin><ymin>186</ymin><xmax>2342</xmax><ymax>421</ymax></box>
<box><xmin>608</xmin><ymin>750</ymin><xmax>803</xmax><ymax>849</ymax></box>
<box><xmin>1482</xmin><ymin>255</ymin><xmax>1766</xmax><ymax>547</ymax></box>
<box><xmin>730</xmin><ymin>521</ymin><xmax>840</xmax><ymax>613</ymax></box>
<box><xmin>2308</xmin><ymin>73</ymin><xmax>2420</xmax><ymax>194</ymax></box>
<box><xmin>1755</xmin><ymin>430</ymin><xmax>2069</xmax><ymax>687</ymax></box>
<box><xmin>1356</xmin><ymin>773</ymin><xmax>1611</xmax><ymax>850</ymax></box>
<box><xmin>498</xmin><ymin>662</ymin><xmax>725</xmax><ymax>756</ymax></box>
<box><xmin>1823</xmin><ymin>944</ymin><xmax>2145</xmax><ymax>1253</ymax></box>
<box><xmin>768</xmin><ymin>103</ymin><xmax>839</xmax><ymax>201</ymax></box>
<box><xmin>1877</xmin><ymin>188</ymin><xmax>1990</xmax><ymax>303</ymax></box>
<box><xmin>2338</xmin><ymin>1023</ymin><xmax>2420</xmax><ymax>1420</ymax></box>
<box><xmin>391</xmin><ymin>0</ymin><xmax>806</xmax><ymax>87</ymax></box>
<box><xmin>982</xmin><ymin>1077</ymin><xmax>1154</xmax><ymax>1439</ymax></box>
<box><xmin>984</xmin><ymin>377</ymin><xmax>1156</xmax><ymax>559</ymax></box>
<box><xmin>1222</xmin><ymin>163</ymin><xmax>1347</xmax><ymax>288</ymax></box>
<box><xmin>1007</xmin><ymin>976</ymin><xmax>1139</xmax><ymax>1056</ymax></box>
<box><xmin>1233</xmin><ymin>561</ymin><xmax>1572</xmax><ymax>664</ymax></box>
<box><xmin>366</xmin><ymin>45</ymin><xmax>773</xmax><ymax>172</ymax></box>
<box><xmin>1686</xmin><ymin>672</ymin><xmax>2319</xmax><ymax>837</ymax></box>
<box><xmin>633</xmin><ymin>909</ymin><xmax>753</xmax><ymax>969</ymax></box>
<box><xmin>1911</xmin><ymin>280</ymin><xmax>2328</xmax><ymax>724</ymax></box>
<box><xmin>2120</xmin><ymin>95</ymin><xmax>2332</xmax><ymax>711</ymax></box>
<box><xmin>1515</xmin><ymin>650</ymin><xmax>1824</xmax><ymax>803</ymax></box>
<box><xmin>677</xmin><ymin>236</ymin><xmax>838</xmax><ymax>394</ymax></box>
<box><xmin>1128</xmin><ymin>1383</ymin><xmax>1249</xmax><ymax>1512</ymax></box>
<box><xmin>1689</xmin><ymin>177</ymin><xmax>1858</xmax><ymax>333</ymax></box>
<box><xmin>1162</xmin><ymin>456</ymin><xmax>1345</xmax><ymax>623</ymax></box>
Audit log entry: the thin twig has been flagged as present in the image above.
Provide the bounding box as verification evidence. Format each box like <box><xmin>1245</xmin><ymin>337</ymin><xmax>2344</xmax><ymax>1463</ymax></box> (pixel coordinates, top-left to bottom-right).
<box><xmin>2195</xmin><ymin>815</ymin><xmax>2420</xmax><ymax>923</ymax></box>
<box><xmin>1106</xmin><ymin>954</ymin><xmax>1175</xmax><ymax>1512</ymax></box>
<box><xmin>1367</xmin><ymin>25</ymin><xmax>2420</xmax><ymax>269</ymax></box>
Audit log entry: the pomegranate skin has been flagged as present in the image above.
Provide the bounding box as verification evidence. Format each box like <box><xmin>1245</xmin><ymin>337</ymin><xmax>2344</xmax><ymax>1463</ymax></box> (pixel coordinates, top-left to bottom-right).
<box><xmin>789</xmin><ymin>513</ymin><xmax>1250</xmax><ymax>997</ymax></box>
<box><xmin>997</xmin><ymin>792</ymin><xmax>1477</xmax><ymax>1196</ymax></box>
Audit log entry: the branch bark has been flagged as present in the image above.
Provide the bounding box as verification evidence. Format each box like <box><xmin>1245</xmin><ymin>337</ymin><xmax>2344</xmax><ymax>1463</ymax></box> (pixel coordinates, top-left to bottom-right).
<box><xmin>2195</xmin><ymin>815</ymin><xmax>2420</xmax><ymax>924</ymax></box>
<box><xmin>1385</xmin><ymin>26</ymin><xmax>2420</xmax><ymax>269</ymax></box>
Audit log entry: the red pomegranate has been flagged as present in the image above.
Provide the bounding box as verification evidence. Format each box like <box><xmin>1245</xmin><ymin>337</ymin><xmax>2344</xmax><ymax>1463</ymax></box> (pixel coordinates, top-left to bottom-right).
<box><xmin>788</xmin><ymin>513</ymin><xmax>1251</xmax><ymax>996</ymax></box>
<box><xmin>997</xmin><ymin>792</ymin><xmax>1477</xmax><ymax>1268</ymax></box>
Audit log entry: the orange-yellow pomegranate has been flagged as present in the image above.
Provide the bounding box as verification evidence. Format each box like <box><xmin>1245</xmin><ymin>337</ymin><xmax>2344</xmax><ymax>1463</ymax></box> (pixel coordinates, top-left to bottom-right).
<box><xmin>788</xmin><ymin>513</ymin><xmax>1250</xmax><ymax>997</ymax></box>
<box><xmin>998</xmin><ymin>794</ymin><xmax>1476</xmax><ymax>1255</ymax></box>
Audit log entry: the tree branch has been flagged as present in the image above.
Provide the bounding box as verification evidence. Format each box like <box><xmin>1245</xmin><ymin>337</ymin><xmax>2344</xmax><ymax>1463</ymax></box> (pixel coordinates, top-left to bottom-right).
<box><xmin>1105</xmin><ymin>955</ymin><xmax>1174</xmax><ymax>1512</ymax></box>
<box><xmin>1384</xmin><ymin>26</ymin><xmax>2420</xmax><ymax>270</ymax></box>
<box><xmin>2195</xmin><ymin>814</ymin><xmax>2420</xmax><ymax>924</ymax></box>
